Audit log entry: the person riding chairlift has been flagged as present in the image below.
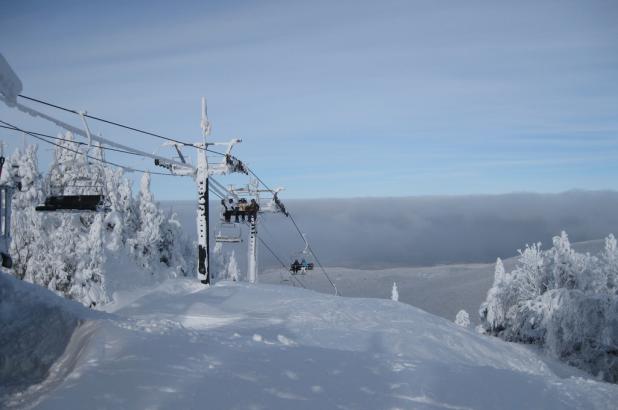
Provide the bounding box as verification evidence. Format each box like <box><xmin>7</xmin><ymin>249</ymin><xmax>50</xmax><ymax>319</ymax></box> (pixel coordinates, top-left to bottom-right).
<box><xmin>221</xmin><ymin>199</ymin><xmax>231</xmax><ymax>223</ymax></box>
<box><xmin>237</xmin><ymin>198</ymin><xmax>248</xmax><ymax>222</ymax></box>
<box><xmin>291</xmin><ymin>259</ymin><xmax>301</xmax><ymax>274</ymax></box>
<box><xmin>227</xmin><ymin>197</ymin><xmax>239</xmax><ymax>223</ymax></box>
<box><xmin>246</xmin><ymin>198</ymin><xmax>259</xmax><ymax>222</ymax></box>
<box><xmin>301</xmin><ymin>258</ymin><xmax>309</xmax><ymax>274</ymax></box>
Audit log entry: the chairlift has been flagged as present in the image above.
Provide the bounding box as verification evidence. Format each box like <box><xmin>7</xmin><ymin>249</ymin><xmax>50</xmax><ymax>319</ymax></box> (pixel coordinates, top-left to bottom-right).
<box><xmin>35</xmin><ymin>159</ymin><xmax>111</xmax><ymax>213</ymax></box>
<box><xmin>289</xmin><ymin>258</ymin><xmax>314</xmax><ymax>275</ymax></box>
<box><xmin>289</xmin><ymin>233</ymin><xmax>314</xmax><ymax>274</ymax></box>
<box><xmin>215</xmin><ymin>222</ymin><xmax>242</xmax><ymax>243</ymax></box>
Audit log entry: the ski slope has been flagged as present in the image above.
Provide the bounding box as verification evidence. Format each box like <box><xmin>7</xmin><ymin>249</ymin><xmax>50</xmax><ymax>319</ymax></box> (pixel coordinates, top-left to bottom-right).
<box><xmin>2</xmin><ymin>272</ymin><xmax>617</xmax><ymax>410</ymax></box>
<box><xmin>260</xmin><ymin>239</ymin><xmax>606</xmax><ymax>325</ymax></box>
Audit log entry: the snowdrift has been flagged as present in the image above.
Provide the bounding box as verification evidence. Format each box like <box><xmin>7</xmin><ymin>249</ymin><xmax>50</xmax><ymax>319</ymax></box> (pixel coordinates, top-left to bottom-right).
<box><xmin>0</xmin><ymin>272</ymin><xmax>99</xmax><ymax>398</ymax></box>
<box><xmin>2</xmin><ymin>276</ymin><xmax>618</xmax><ymax>409</ymax></box>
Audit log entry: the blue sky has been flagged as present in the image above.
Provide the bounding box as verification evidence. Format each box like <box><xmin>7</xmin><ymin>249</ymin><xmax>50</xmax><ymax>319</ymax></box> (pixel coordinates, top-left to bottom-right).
<box><xmin>1</xmin><ymin>0</ymin><xmax>617</xmax><ymax>199</ymax></box>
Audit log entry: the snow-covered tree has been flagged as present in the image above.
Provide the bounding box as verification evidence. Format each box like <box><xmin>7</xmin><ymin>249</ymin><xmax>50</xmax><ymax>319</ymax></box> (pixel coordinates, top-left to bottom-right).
<box><xmin>599</xmin><ymin>234</ymin><xmax>618</xmax><ymax>293</ymax></box>
<box><xmin>479</xmin><ymin>258</ymin><xmax>512</xmax><ymax>333</ymax></box>
<box><xmin>72</xmin><ymin>213</ymin><xmax>106</xmax><ymax>307</ymax></box>
<box><xmin>226</xmin><ymin>250</ymin><xmax>239</xmax><ymax>282</ymax></box>
<box><xmin>391</xmin><ymin>282</ymin><xmax>399</xmax><ymax>302</ymax></box>
<box><xmin>455</xmin><ymin>310</ymin><xmax>470</xmax><ymax>328</ymax></box>
<box><xmin>212</xmin><ymin>241</ymin><xmax>224</xmax><ymax>281</ymax></box>
<box><xmin>5</xmin><ymin>138</ymin><xmax>193</xmax><ymax>308</ymax></box>
<box><xmin>3</xmin><ymin>144</ymin><xmax>43</xmax><ymax>280</ymax></box>
<box><xmin>129</xmin><ymin>173</ymin><xmax>165</xmax><ymax>271</ymax></box>
<box><xmin>103</xmin><ymin>167</ymin><xmax>138</xmax><ymax>246</ymax></box>
<box><xmin>158</xmin><ymin>211</ymin><xmax>192</xmax><ymax>276</ymax></box>
<box><xmin>479</xmin><ymin>231</ymin><xmax>618</xmax><ymax>382</ymax></box>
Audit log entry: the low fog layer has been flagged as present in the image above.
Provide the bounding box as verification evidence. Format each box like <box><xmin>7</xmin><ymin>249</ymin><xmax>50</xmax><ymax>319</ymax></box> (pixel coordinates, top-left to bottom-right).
<box><xmin>163</xmin><ymin>191</ymin><xmax>618</xmax><ymax>269</ymax></box>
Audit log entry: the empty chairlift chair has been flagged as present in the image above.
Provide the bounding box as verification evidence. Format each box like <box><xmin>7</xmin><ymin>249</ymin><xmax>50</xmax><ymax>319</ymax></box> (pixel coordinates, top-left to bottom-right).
<box><xmin>35</xmin><ymin>160</ymin><xmax>111</xmax><ymax>213</ymax></box>
<box><xmin>215</xmin><ymin>222</ymin><xmax>242</xmax><ymax>243</ymax></box>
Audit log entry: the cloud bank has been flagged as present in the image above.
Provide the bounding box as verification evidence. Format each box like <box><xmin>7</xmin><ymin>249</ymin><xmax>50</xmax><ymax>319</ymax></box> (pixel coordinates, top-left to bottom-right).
<box><xmin>163</xmin><ymin>190</ymin><xmax>618</xmax><ymax>270</ymax></box>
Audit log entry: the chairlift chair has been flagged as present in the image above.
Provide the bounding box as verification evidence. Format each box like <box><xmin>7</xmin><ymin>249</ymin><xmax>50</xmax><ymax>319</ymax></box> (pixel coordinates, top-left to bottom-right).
<box><xmin>289</xmin><ymin>259</ymin><xmax>314</xmax><ymax>275</ymax></box>
<box><xmin>215</xmin><ymin>222</ymin><xmax>242</xmax><ymax>243</ymax></box>
<box><xmin>35</xmin><ymin>159</ymin><xmax>111</xmax><ymax>213</ymax></box>
<box><xmin>289</xmin><ymin>234</ymin><xmax>314</xmax><ymax>274</ymax></box>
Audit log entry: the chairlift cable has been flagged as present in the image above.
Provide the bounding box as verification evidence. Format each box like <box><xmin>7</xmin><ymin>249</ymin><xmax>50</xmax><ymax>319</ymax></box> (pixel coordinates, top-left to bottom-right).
<box><xmin>0</xmin><ymin>119</ymin><xmax>176</xmax><ymax>177</ymax></box>
<box><xmin>257</xmin><ymin>235</ymin><xmax>305</xmax><ymax>289</ymax></box>
<box><xmin>12</xmin><ymin>94</ymin><xmax>333</xmax><ymax>291</ymax></box>
<box><xmin>209</xmin><ymin>188</ymin><xmax>223</xmax><ymax>200</ymax></box>
<box><xmin>206</xmin><ymin>148</ymin><xmax>226</xmax><ymax>156</ymax></box>
<box><xmin>246</xmin><ymin>167</ymin><xmax>276</xmax><ymax>194</ymax></box>
<box><xmin>255</xmin><ymin>217</ymin><xmax>284</xmax><ymax>253</ymax></box>
<box><xmin>17</xmin><ymin>94</ymin><xmax>196</xmax><ymax>148</ymax></box>
<box><xmin>239</xmin><ymin>164</ymin><xmax>338</xmax><ymax>295</ymax></box>
<box><xmin>287</xmin><ymin>213</ymin><xmax>338</xmax><ymax>296</ymax></box>
<box><xmin>240</xmin><ymin>219</ymin><xmax>303</xmax><ymax>287</ymax></box>
<box><xmin>0</xmin><ymin>124</ymin><xmax>146</xmax><ymax>157</ymax></box>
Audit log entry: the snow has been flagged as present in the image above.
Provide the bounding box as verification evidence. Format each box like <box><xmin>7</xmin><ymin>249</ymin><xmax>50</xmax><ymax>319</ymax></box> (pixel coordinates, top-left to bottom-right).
<box><xmin>391</xmin><ymin>281</ymin><xmax>398</xmax><ymax>302</ymax></box>
<box><xmin>479</xmin><ymin>232</ymin><xmax>618</xmax><ymax>383</ymax></box>
<box><xmin>2</xmin><ymin>272</ymin><xmax>617</xmax><ymax>409</ymax></box>
<box><xmin>454</xmin><ymin>310</ymin><xmax>471</xmax><ymax>328</ymax></box>
<box><xmin>0</xmin><ymin>272</ymin><xmax>98</xmax><ymax>398</ymax></box>
<box><xmin>261</xmin><ymin>263</ymin><xmax>501</xmax><ymax>326</ymax></box>
<box><xmin>4</xmin><ymin>143</ymin><xmax>193</xmax><ymax>307</ymax></box>
<box><xmin>260</xmin><ymin>239</ymin><xmax>606</xmax><ymax>326</ymax></box>
<box><xmin>0</xmin><ymin>53</ymin><xmax>22</xmax><ymax>105</ymax></box>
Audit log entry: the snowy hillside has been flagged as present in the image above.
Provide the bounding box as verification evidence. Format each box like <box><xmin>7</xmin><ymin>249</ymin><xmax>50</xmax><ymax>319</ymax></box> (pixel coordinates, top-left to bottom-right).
<box><xmin>2</xmin><ymin>271</ymin><xmax>617</xmax><ymax>409</ymax></box>
<box><xmin>260</xmin><ymin>239</ymin><xmax>605</xmax><ymax>325</ymax></box>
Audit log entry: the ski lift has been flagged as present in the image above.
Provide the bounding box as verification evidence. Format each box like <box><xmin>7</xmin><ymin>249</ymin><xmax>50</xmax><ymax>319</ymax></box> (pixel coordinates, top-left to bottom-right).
<box><xmin>289</xmin><ymin>258</ymin><xmax>314</xmax><ymax>275</ymax></box>
<box><xmin>289</xmin><ymin>234</ymin><xmax>314</xmax><ymax>274</ymax></box>
<box><xmin>215</xmin><ymin>222</ymin><xmax>242</xmax><ymax>243</ymax></box>
<box><xmin>35</xmin><ymin>159</ymin><xmax>111</xmax><ymax>213</ymax></box>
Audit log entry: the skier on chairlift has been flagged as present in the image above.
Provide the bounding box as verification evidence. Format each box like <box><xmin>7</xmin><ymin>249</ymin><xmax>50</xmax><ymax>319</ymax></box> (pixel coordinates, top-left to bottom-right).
<box><xmin>221</xmin><ymin>199</ymin><xmax>231</xmax><ymax>222</ymax></box>
<box><xmin>291</xmin><ymin>259</ymin><xmax>301</xmax><ymax>274</ymax></box>
<box><xmin>247</xmin><ymin>198</ymin><xmax>259</xmax><ymax>222</ymax></box>
<box><xmin>226</xmin><ymin>197</ymin><xmax>238</xmax><ymax>223</ymax></box>
<box><xmin>301</xmin><ymin>258</ymin><xmax>309</xmax><ymax>274</ymax></box>
<box><xmin>238</xmin><ymin>198</ymin><xmax>248</xmax><ymax>222</ymax></box>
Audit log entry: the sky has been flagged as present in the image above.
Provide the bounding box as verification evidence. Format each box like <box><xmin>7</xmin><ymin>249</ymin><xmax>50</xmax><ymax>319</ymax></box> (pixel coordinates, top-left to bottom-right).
<box><xmin>1</xmin><ymin>0</ymin><xmax>617</xmax><ymax>199</ymax></box>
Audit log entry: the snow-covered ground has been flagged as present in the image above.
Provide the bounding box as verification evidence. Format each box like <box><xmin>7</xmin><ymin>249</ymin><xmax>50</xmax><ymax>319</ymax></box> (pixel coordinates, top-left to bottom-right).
<box><xmin>261</xmin><ymin>240</ymin><xmax>605</xmax><ymax>325</ymax></box>
<box><xmin>261</xmin><ymin>263</ymin><xmax>499</xmax><ymax>325</ymax></box>
<box><xmin>2</xmin><ymin>271</ymin><xmax>617</xmax><ymax>410</ymax></box>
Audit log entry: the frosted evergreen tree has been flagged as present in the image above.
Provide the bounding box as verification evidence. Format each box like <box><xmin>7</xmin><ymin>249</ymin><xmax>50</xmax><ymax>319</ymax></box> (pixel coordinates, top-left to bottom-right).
<box><xmin>226</xmin><ymin>250</ymin><xmax>239</xmax><ymax>282</ymax></box>
<box><xmin>213</xmin><ymin>241</ymin><xmax>224</xmax><ymax>280</ymax></box>
<box><xmin>479</xmin><ymin>257</ymin><xmax>511</xmax><ymax>333</ymax></box>
<box><xmin>158</xmin><ymin>211</ymin><xmax>192</xmax><ymax>276</ymax></box>
<box><xmin>29</xmin><ymin>132</ymin><xmax>107</xmax><ymax>301</ymax></box>
<box><xmin>600</xmin><ymin>234</ymin><xmax>618</xmax><ymax>292</ymax></box>
<box><xmin>72</xmin><ymin>213</ymin><xmax>106</xmax><ymax>307</ymax></box>
<box><xmin>494</xmin><ymin>257</ymin><xmax>506</xmax><ymax>283</ymax></box>
<box><xmin>28</xmin><ymin>209</ymin><xmax>82</xmax><ymax>296</ymax></box>
<box><xmin>103</xmin><ymin>167</ymin><xmax>138</xmax><ymax>245</ymax></box>
<box><xmin>3</xmin><ymin>144</ymin><xmax>43</xmax><ymax>279</ymax></box>
<box><xmin>4</xmin><ymin>136</ymin><xmax>192</xmax><ymax>307</ymax></box>
<box><xmin>455</xmin><ymin>310</ymin><xmax>470</xmax><ymax>328</ymax></box>
<box><xmin>391</xmin><ymin>282</ymin><xmax>399</xmax><ymax>302</ymax></box>
<box><xmin>511</xmin><ymin>243</ymin><xmax>546</xmax><ymax>300</ymax></box>
<box><xmin>130</xmin><ymin>172</ymin><xmax>164</xmax><ymax>271</ymax></box>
